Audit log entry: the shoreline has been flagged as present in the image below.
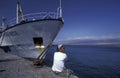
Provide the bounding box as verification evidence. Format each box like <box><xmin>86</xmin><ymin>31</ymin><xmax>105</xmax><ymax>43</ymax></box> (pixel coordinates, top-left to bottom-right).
<box><xmin>0</xmin><ymin>49</ymin><xmax>77</xmax><ymax>78</ymax></box>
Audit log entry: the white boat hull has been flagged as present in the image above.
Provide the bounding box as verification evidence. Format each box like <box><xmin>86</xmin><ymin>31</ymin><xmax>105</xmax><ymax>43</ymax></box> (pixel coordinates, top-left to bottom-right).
<box><xmin>0</xmin><ymin>19</ymin><xmax>63</xmax><ymax>58</ymax></box>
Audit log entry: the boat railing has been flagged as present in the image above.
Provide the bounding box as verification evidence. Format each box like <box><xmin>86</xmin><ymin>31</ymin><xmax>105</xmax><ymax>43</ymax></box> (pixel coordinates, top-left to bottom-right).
<box><xmin>7</xmin><ymin>12</ymin><xmax>58</xmax><ymax>26</ymax></box>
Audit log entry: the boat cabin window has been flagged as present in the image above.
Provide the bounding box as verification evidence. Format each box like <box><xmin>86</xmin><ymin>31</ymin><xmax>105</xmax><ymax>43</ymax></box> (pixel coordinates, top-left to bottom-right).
<box><xmin>33</xmin><ymin>37</ymin><xmax>43</xmax><ymax>46</ymax></box>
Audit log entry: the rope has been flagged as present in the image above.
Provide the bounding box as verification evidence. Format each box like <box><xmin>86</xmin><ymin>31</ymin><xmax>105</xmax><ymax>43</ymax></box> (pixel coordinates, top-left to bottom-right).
<box><xmin>36</xmin><ymin>41</ymin><xmax>53</xmax><ymax>63</ymax></box>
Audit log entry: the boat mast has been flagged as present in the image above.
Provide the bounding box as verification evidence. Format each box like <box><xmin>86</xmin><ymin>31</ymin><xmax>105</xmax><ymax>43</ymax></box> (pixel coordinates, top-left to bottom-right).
<box><xmin>57</xmin><ymin>0</ymin><xmax>62</xmax><ymax>18</ymax></box>
<box><xmin>59</xmin><ymin>0</ymin><xmax>62</xmax><ymax>18</ymax></box>
<box><xmin>16</xmin><ymin>1</ymin><xmax>25</xmax><ymax>24</ymax></box>
<box><xmin>16</xmin><ymin>2</ymin><xmax>18</xmax><ymax>24</ymax></box>
<box><xmin>2</xmin><ymin>16</ymin><xmax>6</xmax><ymax>26</ymax></box>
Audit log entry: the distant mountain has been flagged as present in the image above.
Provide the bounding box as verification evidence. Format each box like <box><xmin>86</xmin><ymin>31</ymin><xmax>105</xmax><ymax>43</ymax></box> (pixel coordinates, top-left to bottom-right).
<box><xmin>54</xmin><ymin>37</ymin><xmax>120</xmax><ymax>46</ymax></box>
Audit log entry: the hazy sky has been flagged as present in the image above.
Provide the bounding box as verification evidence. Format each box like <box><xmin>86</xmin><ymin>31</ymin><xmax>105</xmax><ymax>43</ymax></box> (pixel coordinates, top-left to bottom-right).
<box><xmin>0</xmin><ymin>0</ymin><xmax>120</xmax><ymax>43</ymax></box>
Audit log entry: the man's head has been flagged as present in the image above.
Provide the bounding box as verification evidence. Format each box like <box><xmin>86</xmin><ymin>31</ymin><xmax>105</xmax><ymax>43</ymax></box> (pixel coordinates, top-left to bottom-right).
<box><xmin>57</xmin><ymin>44</ymin><xmax>65</xmax><ymax>52</ymax></box>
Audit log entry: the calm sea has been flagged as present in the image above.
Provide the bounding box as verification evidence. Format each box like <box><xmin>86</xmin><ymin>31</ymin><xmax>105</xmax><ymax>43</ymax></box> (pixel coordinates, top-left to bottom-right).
<box><xmin>45</xmin><ymin>45</ymin><xmax>120</xmax><ymax>78</ymax></box>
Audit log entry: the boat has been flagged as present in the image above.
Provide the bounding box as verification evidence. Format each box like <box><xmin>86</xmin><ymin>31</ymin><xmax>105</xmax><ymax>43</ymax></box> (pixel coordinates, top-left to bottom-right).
<box><xmin>0</xmin><ymin>0</ymin><xmax>64</xmax><ymax>64</ymax></box>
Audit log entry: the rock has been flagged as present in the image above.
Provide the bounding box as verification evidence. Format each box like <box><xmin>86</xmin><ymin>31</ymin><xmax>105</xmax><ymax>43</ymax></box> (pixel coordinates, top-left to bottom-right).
<box><xmin>0</xmin><ymin>49</ymin><xmax>78</xmax><ymax>78</ymax></box>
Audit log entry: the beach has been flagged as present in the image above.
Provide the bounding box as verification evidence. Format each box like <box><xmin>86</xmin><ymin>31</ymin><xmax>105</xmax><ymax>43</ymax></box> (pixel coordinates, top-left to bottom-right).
<box><xmin>0</xmin><ymin>49</ymin><xmax>77</xmax><ymax>78</ymax></box>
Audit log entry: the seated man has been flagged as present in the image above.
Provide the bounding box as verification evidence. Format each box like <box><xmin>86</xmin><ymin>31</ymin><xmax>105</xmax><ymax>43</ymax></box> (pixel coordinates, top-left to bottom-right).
<box><xmin>52</xmin><ymin>44</ymin><xmax>78</xmax><ymax>78</ymax></box>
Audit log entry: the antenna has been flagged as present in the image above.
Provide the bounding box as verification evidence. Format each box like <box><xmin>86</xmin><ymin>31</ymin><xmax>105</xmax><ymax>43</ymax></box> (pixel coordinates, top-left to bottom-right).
<box><xmin>60</xmin><ymin>0</ymin><xmax>61</xmax><ymax>8</ymax></box>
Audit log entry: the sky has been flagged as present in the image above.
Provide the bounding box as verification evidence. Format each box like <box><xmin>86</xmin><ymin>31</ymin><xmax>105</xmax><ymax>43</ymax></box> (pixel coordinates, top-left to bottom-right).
<box><xmin>0</xmin><ymin>0</ymin><xmax>120</xmax><ymax>44</ymax></box>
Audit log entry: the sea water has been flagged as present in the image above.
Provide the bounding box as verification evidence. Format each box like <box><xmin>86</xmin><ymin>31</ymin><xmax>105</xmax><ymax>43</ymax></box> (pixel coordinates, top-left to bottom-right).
<box><xmin>45</xmin><ymin>45</ymin><xmax>120</xmax><ymax>78</ymax></box>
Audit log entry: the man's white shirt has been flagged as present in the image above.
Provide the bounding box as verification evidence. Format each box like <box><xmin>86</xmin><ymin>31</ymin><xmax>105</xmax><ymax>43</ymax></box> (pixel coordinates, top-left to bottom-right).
<box><xmin>52</xmin><ymin>52</ymin><xmax>67</xmax><ymax>72</ymax></box>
